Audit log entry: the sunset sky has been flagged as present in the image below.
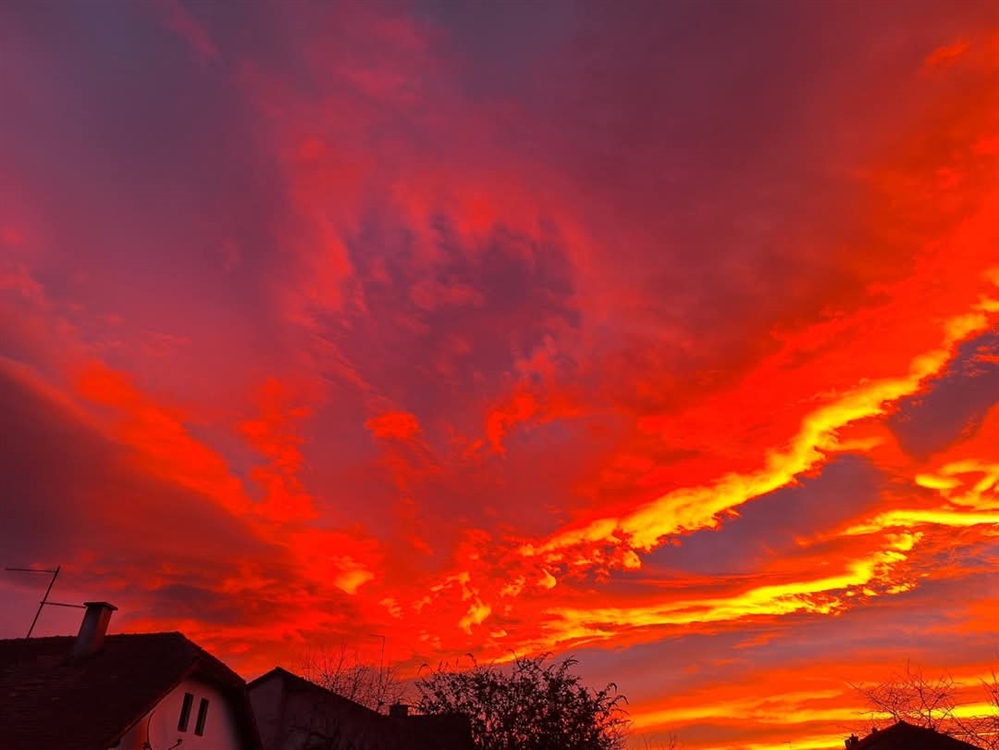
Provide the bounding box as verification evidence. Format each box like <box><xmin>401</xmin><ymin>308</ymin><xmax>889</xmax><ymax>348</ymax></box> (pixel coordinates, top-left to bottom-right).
<box><xmin>1</xmin><ymin>0</ymin><xmax>997</xmax><ymax>747</ymax></box>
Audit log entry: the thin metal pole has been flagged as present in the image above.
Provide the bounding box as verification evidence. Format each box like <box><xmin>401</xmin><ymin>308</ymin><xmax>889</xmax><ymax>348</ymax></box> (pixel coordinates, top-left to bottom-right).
<box><xmin>371</xmin><ymin>633</ymin><xmax>386</xmax><ymax>708</ymax></box>
<box><xmin>5</xmin><ymin>565</ymin><xmax>63</xmax><ymax>639</ymax></box>
<box><xmin>26</xmin><ymin>565</ymin><xmax>60</xmax><ymax>639</ymax></box>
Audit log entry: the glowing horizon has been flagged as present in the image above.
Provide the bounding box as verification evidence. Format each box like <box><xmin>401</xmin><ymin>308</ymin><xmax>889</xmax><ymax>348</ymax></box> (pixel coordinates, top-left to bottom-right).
<box><xmin>1</xmin><ymin>0</ymin><xmax>997</xmax><ymax>747</ymax></box>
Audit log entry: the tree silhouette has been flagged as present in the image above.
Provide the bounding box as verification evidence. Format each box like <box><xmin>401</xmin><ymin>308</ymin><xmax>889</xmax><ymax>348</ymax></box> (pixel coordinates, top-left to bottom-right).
<box><xmin>852</xmin><ymin>661</ymin><xmax>999</xmax><ymax>749</ymax></box>
<box><xmin>300</xmin><ymin>643</ymin><xmax>408</xmax><ymax>712</ymax></box>
<box><xmin>954</xmin><ymin>670</ymin><xmax>999</xmax><ymax>750</ymax></box>
<box><xmin>638</xmin><ymin>734</ymin><xmax>682</xmax><ymax>749</ymax></box>
<box><xmin>851</xmin><ymin>661</ymin><xmax>958</xmax><ymax>730</ymax></box>
<box><xmin>415</xmin><ymin>653</ymin><xmax>628</xmax><ymax>750</ymax></box>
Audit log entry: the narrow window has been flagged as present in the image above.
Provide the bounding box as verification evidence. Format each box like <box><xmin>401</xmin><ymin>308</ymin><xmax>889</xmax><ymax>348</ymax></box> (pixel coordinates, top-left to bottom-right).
<box><xmin>178</xmin><ymin>692</ymin><xmax>194</xmax><ymax>731</ymax></box>
<box><xmin>194</xmin><ymin>698</ymin><xmax>210</xmax><ymax>736</ymax></box>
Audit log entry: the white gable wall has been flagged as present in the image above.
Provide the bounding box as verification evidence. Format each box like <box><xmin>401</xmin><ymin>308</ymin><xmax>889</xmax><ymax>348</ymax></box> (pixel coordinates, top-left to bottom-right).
<box><xmin>113</xmin><ymin>677</ymin><xmax>244</xmax><ymax>750</ymax></box>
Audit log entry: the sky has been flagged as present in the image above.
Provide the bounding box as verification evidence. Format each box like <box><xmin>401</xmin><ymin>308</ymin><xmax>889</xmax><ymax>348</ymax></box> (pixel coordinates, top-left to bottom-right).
<box><xmin>0</xmin><ymin>0</ymin><xmax>997</xmax><ymax>747</ymax></box>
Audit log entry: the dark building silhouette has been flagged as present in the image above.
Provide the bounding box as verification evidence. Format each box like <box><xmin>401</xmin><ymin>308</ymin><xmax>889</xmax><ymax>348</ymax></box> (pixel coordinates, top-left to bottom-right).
<box><xmin>0</xmin><ymin>602</ymin><xmax>261</xmax><ymax>750</ymax></box>
<box><xmin>842</xmin><ymin>721</ymin><xmax>983</xmax><ymax>750</ymax></box>
<box><xmin>250</xmin><ymin>666</ymin><xmax>473</xmax><ymax>750</ymax></box>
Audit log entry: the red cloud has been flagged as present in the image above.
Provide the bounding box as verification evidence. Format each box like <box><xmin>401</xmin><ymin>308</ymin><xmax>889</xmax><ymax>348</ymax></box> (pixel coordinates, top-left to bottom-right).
<box><xmin>923</xmin><ymin>40</ymin><xmax>972</xmax><ymax>72</ymax></box>
<box><xmin>365</xmin><ymin>410</ymin><xmax>423</xmax><ymax>443</ymax></box>
<box><xmin>150</xmin><ymin>0</ymin><xmax>219</xmax><ymax>64</ymax></box>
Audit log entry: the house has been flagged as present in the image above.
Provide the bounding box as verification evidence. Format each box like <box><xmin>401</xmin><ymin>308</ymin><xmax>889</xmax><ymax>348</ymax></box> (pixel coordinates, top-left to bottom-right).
<box><xmin>842</xmin><ymin>720</ymin><xmax>983</xmax><ymax>749</ymax></box>
<box><xmin>249</xmin><ymin>666</ymin><xmax>472</xmax><ymax>750</ymax></box>
<box><xmin>0</xmin><ymin>601</ymin><xmax>262</xmax><ymax>750</ymax></box>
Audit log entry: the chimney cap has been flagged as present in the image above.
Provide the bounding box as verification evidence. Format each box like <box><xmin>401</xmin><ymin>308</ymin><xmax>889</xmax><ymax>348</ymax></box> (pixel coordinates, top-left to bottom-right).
<box><xmin>74</xmin><ymin>601</ymin><xmax>117</xmax><ymax>659</ymax></box>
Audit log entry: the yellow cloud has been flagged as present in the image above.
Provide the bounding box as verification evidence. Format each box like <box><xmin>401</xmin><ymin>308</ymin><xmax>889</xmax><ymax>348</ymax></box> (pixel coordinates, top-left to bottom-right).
<box><xmin>544</xmin><ymin>539</ymin><xmax>916</xmax><ymax>644</ymax></box>
<box><xmin>528</xmin><ymin>296</ymin><xmax>999</xmax><ymax>562</ymax></box>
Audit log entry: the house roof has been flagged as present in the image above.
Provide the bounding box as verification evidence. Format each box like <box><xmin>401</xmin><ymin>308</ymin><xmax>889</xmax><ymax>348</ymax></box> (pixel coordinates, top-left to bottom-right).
<box><xmin>0</xmin><ymin>631</ymin><xmax>263</xmax><ymax>750</ymax></box>
<box><xmin>250</xmin><ymin>666</ymin><xmax>473</xmax><ymax>750</ymax></box>
<box><xmin>250</xmin><ymin>664</ymin><xmax>378</xmax><ymax>714</ymax></box>
<box><xmin>849</xmin><ymin>721</ymin><xmax>982</xmax><ymax>750</ymax></box>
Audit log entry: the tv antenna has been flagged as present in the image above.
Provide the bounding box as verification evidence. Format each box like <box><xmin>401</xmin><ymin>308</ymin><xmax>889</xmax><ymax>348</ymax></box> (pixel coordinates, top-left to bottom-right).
<box><xmin>4</xmin><ymin>564</ymin><xmax>84</xmax><ymax>638</ymax></box>
<box><xmin>370</xmin><ymin>633</ymin><xmax>387</xmax><ymax>709</ymax></box>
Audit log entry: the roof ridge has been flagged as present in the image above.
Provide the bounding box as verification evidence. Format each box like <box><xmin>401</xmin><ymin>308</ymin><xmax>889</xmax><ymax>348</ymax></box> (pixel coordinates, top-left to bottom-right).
<box><xmin>247</xmin><ymin>665</ymin><xmax>308</xmax><ymax>689</ymax></box>
<box><xmin>183</xmin><ymin>636</ymin><xmax>248</xmax><ymax>684</ymax></box>
<box><xmin>0</xmin><ymin>630</ymin><xmax>188</xmax><ymax>644</ymax></box>
<box><xmin>0</xmin><ymin>635</ymin><xmax>74</xmax><ymax>643</ymax></box>
<box><xmin>249</xmin><ymin>666</ymin><xmax>383</xmax><ymax>711</ymax></box>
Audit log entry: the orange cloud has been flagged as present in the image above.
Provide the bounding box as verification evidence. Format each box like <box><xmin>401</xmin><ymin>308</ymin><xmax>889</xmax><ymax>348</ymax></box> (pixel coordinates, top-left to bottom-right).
<box><xmin>365</xmin><ymin>410</ymin><xmax>423</xmax><ymax>442</ymax></box>
<box><xmin>74</xmin><ymin>359</ymin><xmax>250</xmax><ymax>516</ymax></box>
<box><xmin>529</xmin><ymin>293</ymin><xmax>998</xmax><ymax>563</ymax></box>
<box><xmin>240</xmin><ymin>377</ymin><xmax>319</xmax><ymax>523</ymax></box>
<box><xmin>923</xmin><ymin>40</ymin><xmax>972</xmax><ymax>72</ymax></box>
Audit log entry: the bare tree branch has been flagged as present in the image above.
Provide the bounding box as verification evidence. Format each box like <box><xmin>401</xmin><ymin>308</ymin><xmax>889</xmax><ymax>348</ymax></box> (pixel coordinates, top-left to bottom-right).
<box><xmin>851</xmin><ymin>660</ymin><xmax>999</xmax><ymax>748</ymax></box>
<box><xmin>301</xmin><ymin>643</ymin><xmax>408</xmax><ymax>712</ymax></box>
<box><xmin>638</xmin><ymin>733</ymin><xmax>682</xmax><ymax>750</ymax></box>
<box><xmin>953</xmin><ymin>669</ymin><xmax>999</xmax><ymax>750</ymax></box>
<box><xmin>850</xmin><ymin>660</ymin><xmax>957</xmax><ymax>730</ymax></box>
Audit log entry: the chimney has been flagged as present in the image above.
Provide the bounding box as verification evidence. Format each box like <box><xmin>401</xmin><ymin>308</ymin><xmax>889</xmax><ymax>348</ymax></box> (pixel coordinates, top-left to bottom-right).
<box><xmin>844</xmin><ymin>735</ymin><xmax>859</xmax><ymax>749</ymax></box>
<box><xmin>389</xmin><ymin>703</ymin><xmax>409</xmax><ymax>719</ymax></box>
<box><xmin>73</xmin><ymin>602</ymin><xmax>117</xmax><ymax>659</ymax></box>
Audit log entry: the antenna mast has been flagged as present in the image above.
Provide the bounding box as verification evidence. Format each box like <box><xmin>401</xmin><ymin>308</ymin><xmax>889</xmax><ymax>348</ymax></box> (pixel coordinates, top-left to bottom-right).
<box><xmin>4</xmin><ymin>564</ymin><xmax>83</xmax><ymax>638</ymax></box>
<box><xmin>370</xmin><ymin>632</ymin><xmax>387</xmax><ymax>709</ymax></box>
